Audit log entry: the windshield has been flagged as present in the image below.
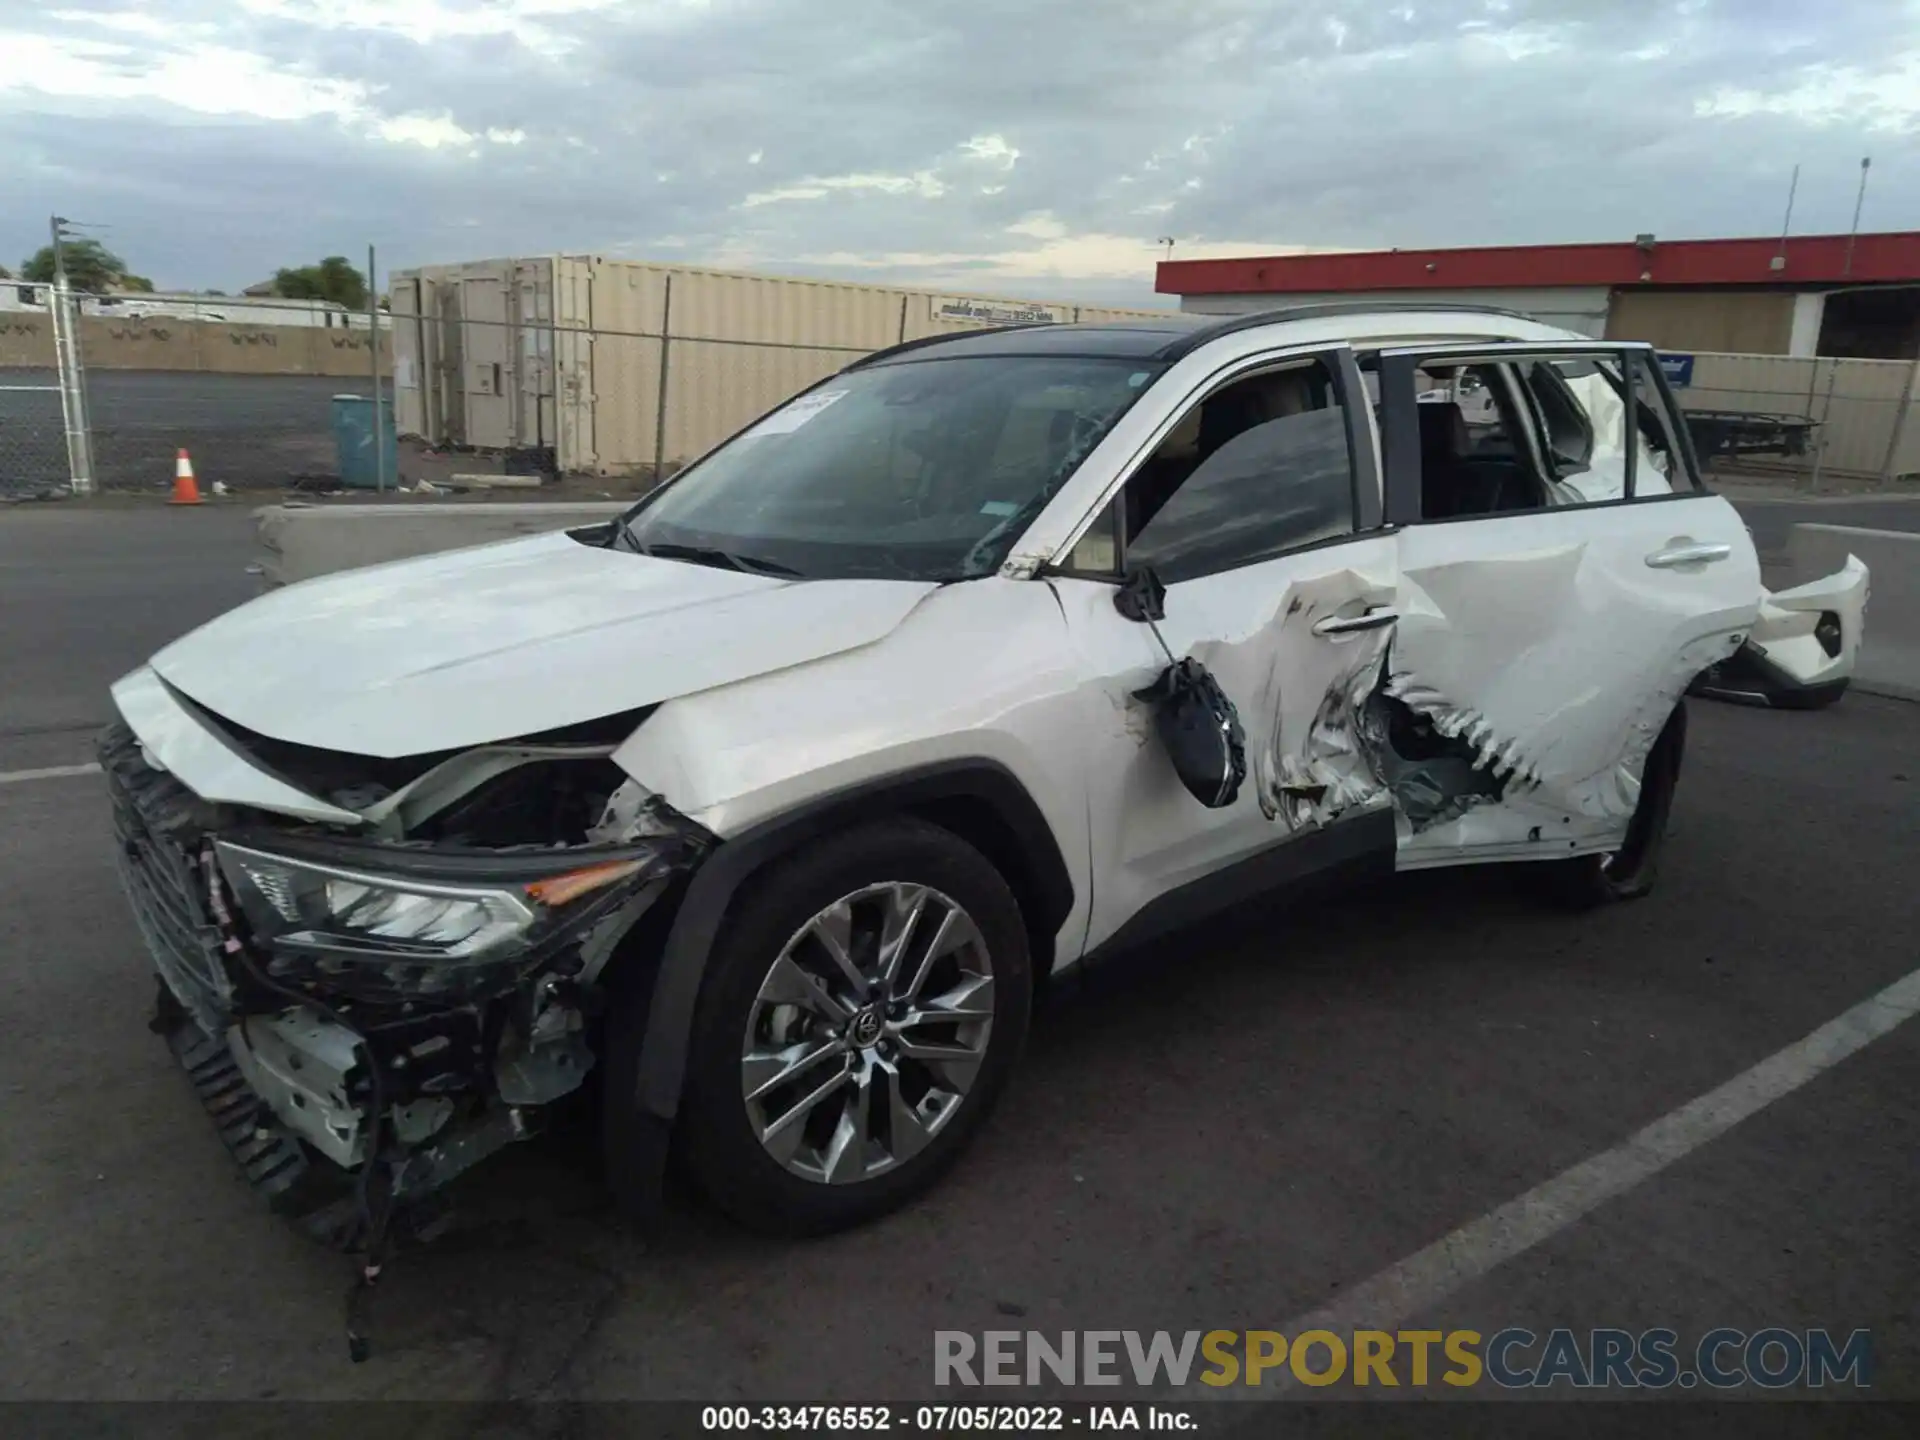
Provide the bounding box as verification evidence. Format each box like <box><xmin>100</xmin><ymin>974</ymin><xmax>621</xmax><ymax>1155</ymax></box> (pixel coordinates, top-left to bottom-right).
<box><xmin>618</xmin><ymin>354</ymin><xmax>1160</xmax><ymax>581</ymax></box>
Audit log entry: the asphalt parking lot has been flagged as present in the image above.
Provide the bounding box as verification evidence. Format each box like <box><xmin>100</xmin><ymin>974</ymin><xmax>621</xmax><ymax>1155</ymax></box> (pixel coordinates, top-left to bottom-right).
<box><xmin>1</xmin><ymin>506</ymin><xmax>1915</xmax><ymax>1425</ymax></box>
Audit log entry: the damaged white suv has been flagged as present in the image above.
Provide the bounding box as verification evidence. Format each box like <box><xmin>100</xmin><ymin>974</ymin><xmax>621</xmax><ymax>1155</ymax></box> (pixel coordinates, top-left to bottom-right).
<box><xmin>107</xmin><ymin>305</ymin><xmax>1828</xmax><ymax>1246</ymax></box>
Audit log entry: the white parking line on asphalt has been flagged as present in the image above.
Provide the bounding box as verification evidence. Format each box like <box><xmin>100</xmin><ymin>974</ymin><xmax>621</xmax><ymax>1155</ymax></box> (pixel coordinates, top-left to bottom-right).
<box><xmin>0</xmin><ymin>762</ymin><xmax>102</xmax><ymax>786</ymax></box>
<box><xmin>1273</xmin><ymin>963</ymin><xmax>1920</xmax><ymax>1347</ymax></box>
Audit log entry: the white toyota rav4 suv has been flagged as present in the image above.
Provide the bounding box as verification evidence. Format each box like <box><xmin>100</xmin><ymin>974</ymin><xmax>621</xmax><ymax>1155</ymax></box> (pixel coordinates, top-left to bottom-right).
<box><xmin>106</xmin><ymin>304</ymin><xmax>1817</xmax><ymax>1248</ymax></box>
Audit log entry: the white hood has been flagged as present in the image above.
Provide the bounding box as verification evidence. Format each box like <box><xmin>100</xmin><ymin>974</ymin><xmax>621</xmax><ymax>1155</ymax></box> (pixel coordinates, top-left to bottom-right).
<box><xmin>148</xmin><ymin>530</ymin><xmax>938</xmax><ymax>758</ymax></box>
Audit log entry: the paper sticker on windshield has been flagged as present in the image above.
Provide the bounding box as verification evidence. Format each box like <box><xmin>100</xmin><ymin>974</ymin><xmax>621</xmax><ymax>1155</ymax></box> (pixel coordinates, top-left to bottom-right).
<box><xmin>751</xmin><ymin>390</ymin><xmax>848</xmax><ymax>436</ymax></box>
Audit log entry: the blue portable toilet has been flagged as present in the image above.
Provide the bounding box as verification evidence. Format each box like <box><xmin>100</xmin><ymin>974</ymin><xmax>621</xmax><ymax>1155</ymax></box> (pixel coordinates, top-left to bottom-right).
<box><xmin>331</xmin><ymin>393</ymin><xmax>398</xmax><ymax>489</ymax></box>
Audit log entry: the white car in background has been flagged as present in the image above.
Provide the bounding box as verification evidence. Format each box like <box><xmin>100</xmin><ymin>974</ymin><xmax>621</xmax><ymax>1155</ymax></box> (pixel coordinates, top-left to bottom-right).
<box><xmin>108</xmin><ymin>304</ymin><xmax>1848</xmax><ymax>1252</ymax></box>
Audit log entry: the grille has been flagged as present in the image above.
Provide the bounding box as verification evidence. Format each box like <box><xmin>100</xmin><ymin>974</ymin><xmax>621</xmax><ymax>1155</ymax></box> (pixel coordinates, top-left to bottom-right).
<box><xmin>100</xmin><ymin>724</ymin><xmax>235</xmax><ymax>1035</ymax></box>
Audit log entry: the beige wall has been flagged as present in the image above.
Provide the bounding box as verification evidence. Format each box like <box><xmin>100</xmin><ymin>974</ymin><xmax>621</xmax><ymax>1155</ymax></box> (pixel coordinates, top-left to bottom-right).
<box><xmin>0</xmin><ymin>314</ymin><xmax>47</xmax><ymax>368</ymax></box>
<box><xmin>0</xmin><ymin>314</ymin><xmax>390</xmax><ymax>376</ymax></box>
<box><xmin>1677</xmin><ymin>351</ymin><xmax>1920</xmax><ymax>477</ymax></box>
<box><xmin>1606</xmin><ymin>290</ymin><xmax>1796</xmax><ymax>355</ymax></box>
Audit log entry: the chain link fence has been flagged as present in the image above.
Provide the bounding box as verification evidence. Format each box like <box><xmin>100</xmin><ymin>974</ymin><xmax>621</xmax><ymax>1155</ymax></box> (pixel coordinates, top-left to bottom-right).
<box><xmin>386</xmin><ymin>306</ymin><xmax>887</xmax><ymax>496</ymax></box>
<box><xmin>0</xmin><ymin>373</ymin><xmax>71</xmax><ymax>499</ymax></box>
<box><xmin>381</xmin><ymin>267</ymin><xmax>1178</xmax><ymax>495</ymax></box>
<box><xmin>1</xmin><ymin>367</ymin><xmax>388</xmax><ymax>498</ymax></box>
<box><xmin>1671</xmin><ymin>351</ymin><xmax>1920</xmax><ymax>487</ymax></box>
<box><xmin>391</xmin><ymin>310</ymin><xmax>1920</xmax><ymax>497</ymax></box>
<box><xmin>1</xmin><ymin>287</ymin><xmax>390</xmax><ymax>497</ymax></box>
<box><xmin>73</xmin><ymin>301</ymin><xmax>387</xmax><ymax>493</ymax></box>
<box><xmin>11</xmin><ymin>281</ymin><xmax>1920</xmax><ymax>500</ymax></box>
<box><xmin>80</xmin><ymin>370</ymin><xmax>387</xmax><ymax>493</ymax></box>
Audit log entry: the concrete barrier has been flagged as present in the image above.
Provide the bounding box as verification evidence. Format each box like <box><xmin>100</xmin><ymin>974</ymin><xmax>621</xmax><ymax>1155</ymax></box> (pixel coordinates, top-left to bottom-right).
<box><xmin>253</xmin><ymin>502</ymin><xmax>628</xmax><ymax>588</ymax></box>
<box><xmin>1787</xmin><ymin>524</ymin><xmax>1920</xmax><ymax>702</ymax></box>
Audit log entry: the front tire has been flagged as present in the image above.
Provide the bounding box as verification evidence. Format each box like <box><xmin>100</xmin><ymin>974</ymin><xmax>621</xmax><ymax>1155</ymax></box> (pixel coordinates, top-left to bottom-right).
<box><xmin>672</xmin><ymin>818</ymin><xmax>1032</xmax><ymax>1235</ymax></box>
<box><xmin>1532</xmin><ymin>702</ymin><xmax>1688</xmax><ymax>910</ymax></box>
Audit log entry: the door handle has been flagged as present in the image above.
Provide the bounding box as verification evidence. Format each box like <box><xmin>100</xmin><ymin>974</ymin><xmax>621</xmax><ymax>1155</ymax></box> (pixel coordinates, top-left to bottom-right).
<box><xmin>1645</xmin><ymin>542</ymin><xmax>1732</xmax><ymax>569</ymax></box>
<box><xmin>1313</xmin><ymin>606</ymin><xmax>1399</xmax><ymax>637</ymax></box>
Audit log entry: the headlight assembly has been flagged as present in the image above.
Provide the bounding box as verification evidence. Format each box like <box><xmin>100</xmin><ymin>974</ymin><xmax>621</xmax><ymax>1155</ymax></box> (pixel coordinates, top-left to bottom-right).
<box><xmin>213</xmin><ymin>841</ymin><xmax>653</xmax><ymax>1001</ymax></box>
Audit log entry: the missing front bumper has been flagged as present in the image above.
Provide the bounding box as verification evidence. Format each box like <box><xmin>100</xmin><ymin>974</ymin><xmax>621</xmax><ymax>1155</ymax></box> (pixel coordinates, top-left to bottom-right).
<box><xmin>160</xmin><ymin>1004</ymin><xmax>363</xmax><ymax>1246</ymax></box>
<box><xmin>156</xmin><ymin>993</ymin><xmax>537</xmax><ymax>1251</ymax></box>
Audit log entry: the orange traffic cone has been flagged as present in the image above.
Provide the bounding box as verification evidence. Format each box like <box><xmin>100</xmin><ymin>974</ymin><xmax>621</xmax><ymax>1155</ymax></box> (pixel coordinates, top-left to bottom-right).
<box><xmin>169</xmin><ymin>449</ymin><xmax>204</xmax><ymax>506</ymax></box>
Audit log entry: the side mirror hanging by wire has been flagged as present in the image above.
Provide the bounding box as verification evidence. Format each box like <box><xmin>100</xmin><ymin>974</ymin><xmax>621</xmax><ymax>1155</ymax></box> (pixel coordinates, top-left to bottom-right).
<box><xmin>1114</xmin><ymin>566</ymin><xmax>1247</xmax><ymax>809</ymax></box>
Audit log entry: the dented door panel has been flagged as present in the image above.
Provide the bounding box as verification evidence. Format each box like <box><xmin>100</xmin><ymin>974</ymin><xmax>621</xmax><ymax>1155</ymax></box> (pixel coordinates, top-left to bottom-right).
<box><xmin>1367</xmin><ymin>339</ymin><xmax>1762</xmax><ymax>863</ymax></box>
<box><xmin>1054</xmin><ymin>535</ymin><xmax>1400</xmax><ymax>955</ymax></box>
<box><xmin>1386</xmin><ymin>496</ymin><xmax>1759</xmax><ymax>865</ymax></box>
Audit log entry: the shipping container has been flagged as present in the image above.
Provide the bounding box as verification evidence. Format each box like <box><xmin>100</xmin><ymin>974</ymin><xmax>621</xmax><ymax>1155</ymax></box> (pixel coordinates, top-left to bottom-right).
<box><xmin>390</xmin><ymin>258</ymin><xmax>556</xmax><ymax>459</ymax></box>
<box><xmin>389</xmin><ymin>256</ymin><xmax>1171</xmax><ymax>477</ymax></box>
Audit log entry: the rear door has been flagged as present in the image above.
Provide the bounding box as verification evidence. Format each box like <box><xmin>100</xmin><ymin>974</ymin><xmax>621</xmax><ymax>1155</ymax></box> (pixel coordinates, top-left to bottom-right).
<box><xmin>1374</xmin><ymin>341</ymin><xmax>1760</xmax><ymax>866</ymax></box>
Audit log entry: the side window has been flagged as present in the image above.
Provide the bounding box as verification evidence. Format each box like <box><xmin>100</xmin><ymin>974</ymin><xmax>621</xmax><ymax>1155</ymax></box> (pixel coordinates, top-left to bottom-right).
<box><xmin>1382</xmin><ymin>346</ymin><xmax>1705</xmax><ymax>525</ymax></box>
<box><xmin>1518</xmin><ymin>352</ymin><xmax>1695</xmax><ymax>503</ymax></box>
<box><xmin>1629</xmin><ymin>351</ymin><xmax>1700</xmax><ymax>493</ymax></box>
<box><xmin>1062</xmin><ymin>494</ymin><xmax>1121</xmax><ymax>574</ymax></box>
<box><xmin>1121</xmin><ymin>360</ymin><xmax>1355</xmax><ymax>583</ymax></box>
<box><xmin>1410</xmin><ymin>361</ymin><xmax>1551</xmax><ymax>519</ymax></box>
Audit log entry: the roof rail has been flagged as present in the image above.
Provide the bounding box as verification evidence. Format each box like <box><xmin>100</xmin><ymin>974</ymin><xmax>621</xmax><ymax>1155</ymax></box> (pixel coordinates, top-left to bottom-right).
<box><xmin>1157</xmin><ymin>300</ymin><xmax>1549</xmax><ymax>360</ymax></box>
<box><xmin>840</xmin><ymin>300</ymin><xmax>1553</xmax><ymax>370</ymax></box>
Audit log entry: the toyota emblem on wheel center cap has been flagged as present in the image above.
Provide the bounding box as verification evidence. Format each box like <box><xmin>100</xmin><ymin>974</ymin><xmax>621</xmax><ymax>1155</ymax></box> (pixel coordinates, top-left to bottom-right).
<box><xmin>848</xmin><ymin>1007</ymin><xmax>884</xmax><ymax>1048</ymax></box>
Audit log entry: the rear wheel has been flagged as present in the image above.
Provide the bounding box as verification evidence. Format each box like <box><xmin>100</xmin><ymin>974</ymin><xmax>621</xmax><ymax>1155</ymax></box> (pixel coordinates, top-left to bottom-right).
<box><xmin>674</xmin><ymin>819</ymin><xmax>1031</xmax><ymax>1235</ymax></box>
<box><xmin>1532</xmin><ymin>702</ymin><xmax>1688</xmax><ymax>910</ymax></box>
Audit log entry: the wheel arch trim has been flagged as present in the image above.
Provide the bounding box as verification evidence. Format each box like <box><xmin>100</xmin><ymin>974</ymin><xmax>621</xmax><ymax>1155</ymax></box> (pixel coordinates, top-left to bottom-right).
<box><xmin>632</xmin><ymin>757</ymin><xmax>1074</xmax><ymax>1129</ymax></box>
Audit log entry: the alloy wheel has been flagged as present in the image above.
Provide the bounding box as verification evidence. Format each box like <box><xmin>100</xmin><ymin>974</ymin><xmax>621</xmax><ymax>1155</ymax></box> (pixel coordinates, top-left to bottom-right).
<box><xmin>740</xmin><ymin>882</ymin><xmax>995</xmax><ymax>1185</ymax></box>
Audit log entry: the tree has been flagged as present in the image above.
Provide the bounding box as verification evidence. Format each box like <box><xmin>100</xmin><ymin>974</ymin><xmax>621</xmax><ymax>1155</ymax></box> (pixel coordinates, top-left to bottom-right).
<box><xmin>19</xmin><ymin>238</ymin><xmax>135</xmax><ymax>293</ymax></box>
<box><xmin>270</xmin><ymin>255</ymin><xmax>368</xmax><ymax>309</ymax></box>
<box><xmin>0</xmin><ymin>264</ymin><xmax>10</xmax><ymax>280</ymax></box>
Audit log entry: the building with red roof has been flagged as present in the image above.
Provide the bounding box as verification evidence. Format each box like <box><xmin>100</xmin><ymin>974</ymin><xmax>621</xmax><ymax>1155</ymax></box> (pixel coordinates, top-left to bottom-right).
<box><xmin>1157</xmin><ymin>232</ymin><xmax>1920</xmax><ymax>359</ymax></box>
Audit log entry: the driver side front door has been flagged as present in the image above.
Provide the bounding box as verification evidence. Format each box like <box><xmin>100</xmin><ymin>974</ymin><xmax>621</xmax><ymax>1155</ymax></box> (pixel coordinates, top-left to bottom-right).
<box><xmin>1049</xmin><ymin>345</ymin><xmax>1402</xmax><ymax>959</ymax></box>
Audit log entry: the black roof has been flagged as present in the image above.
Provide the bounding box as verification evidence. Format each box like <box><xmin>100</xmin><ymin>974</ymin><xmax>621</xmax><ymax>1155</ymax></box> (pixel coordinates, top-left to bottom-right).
<box><xmin>847</xmin><ymin>300</ymin><xmax>1541</xmax><ymax>370</ymax></box>
<box><xmin>848</xmin><ymin>319</ymin><xmax>1205</xmax><ymax>368</ymax></box>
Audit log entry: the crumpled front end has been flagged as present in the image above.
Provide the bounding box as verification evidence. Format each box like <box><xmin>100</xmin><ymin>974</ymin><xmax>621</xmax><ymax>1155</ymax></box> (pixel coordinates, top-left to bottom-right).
<box><xmin>100</xmin><ymin>712</ymin><xmax>712</xmax><ymax>1249</ymax></box>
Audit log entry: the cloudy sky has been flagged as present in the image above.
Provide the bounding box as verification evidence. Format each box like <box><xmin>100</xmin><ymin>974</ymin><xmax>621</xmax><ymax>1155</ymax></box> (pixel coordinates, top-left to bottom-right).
<box><xmin>2</xmin><ymin>0</ymin><xmax>1918</xmax><ymax>305</ymax></box>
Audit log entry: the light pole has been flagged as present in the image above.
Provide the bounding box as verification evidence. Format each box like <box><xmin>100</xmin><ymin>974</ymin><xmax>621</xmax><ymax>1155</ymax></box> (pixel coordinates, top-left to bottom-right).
<box><xmin>368</xmin><ymin>244</ymin><xmax>385</xmax><ymax>494</ymax></box>
<box><xmin>48</xmin><ymin>215</ymin><xmax>95</xmax><ymax>497</ymax></box>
